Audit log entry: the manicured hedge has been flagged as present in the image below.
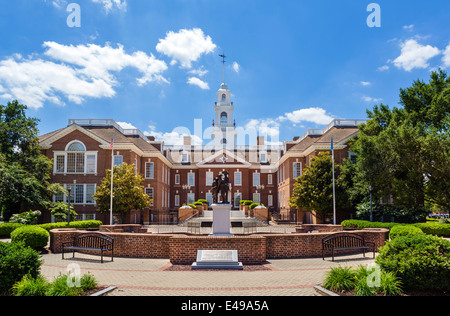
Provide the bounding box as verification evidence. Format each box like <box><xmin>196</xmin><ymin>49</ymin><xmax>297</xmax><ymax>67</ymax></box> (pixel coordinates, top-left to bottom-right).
<box><xmin>376</xmin><ymin>235</ymin><xmax>450</xmax><ymax>292</ymax></box>
<box><xmin>0</xmin><ymin>223</ymin><xmax>24</xmax><ymax>237</ymax></box>
<box><xmin>341</xmin><ymin>220</ymin><xmax>450</xmax><ymax>238</ymax></box>
<box><xmin>0</xmin><ymin>220</ymin><xmax>103</xmax><ymax>238</ymax></box>
<box><xmin>389</xmin><ymin>225</ymin><xmax>424</xmax><ymax>240</ymax></box>
<box><xmin>10</xmin><ymin>226</ymin><xmax>50</xmax><ymax>250</ymax></box>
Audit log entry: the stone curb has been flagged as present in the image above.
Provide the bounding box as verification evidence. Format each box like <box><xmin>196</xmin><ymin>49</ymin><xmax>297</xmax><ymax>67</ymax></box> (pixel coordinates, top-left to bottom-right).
<box><xmin>90</xmin><ymin>286</ymin><xmax>117</xmax><ymax>296</ymax></box>
<box><xmin>314</xmin><ymin>286</ymin><xmax>340</xmax><ymax>296</ymax></box>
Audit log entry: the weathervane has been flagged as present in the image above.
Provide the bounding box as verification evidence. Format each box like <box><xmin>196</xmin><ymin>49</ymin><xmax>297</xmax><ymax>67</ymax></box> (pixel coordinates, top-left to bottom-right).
<box><xmin>219</xmin><ymin>53</ymin><xmax>226</xmax><ymax>83</ymax></box>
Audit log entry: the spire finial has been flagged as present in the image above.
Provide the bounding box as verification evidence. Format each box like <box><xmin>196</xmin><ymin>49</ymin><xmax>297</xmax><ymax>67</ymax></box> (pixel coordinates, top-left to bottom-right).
<box><xmin>219</xmin><ymin>53</ymin><xmax>226</xmax><ymax>83</ymax></box>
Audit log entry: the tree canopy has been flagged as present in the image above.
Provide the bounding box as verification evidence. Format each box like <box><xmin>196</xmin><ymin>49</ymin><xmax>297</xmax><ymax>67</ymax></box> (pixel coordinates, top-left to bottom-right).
<box><xmin>349</xmin><ymin>70</ymin><xmax>450</xmax><ymax>212</ymax></box>
<box><xmin>94</xmin><ymin>163</ymin><xmax>151</xmax><ymax>218</ymax></box>
<box><xmin>0</xmin><ymin>100</ymin><xmax>60</xmax><ymax>221</ymax></box>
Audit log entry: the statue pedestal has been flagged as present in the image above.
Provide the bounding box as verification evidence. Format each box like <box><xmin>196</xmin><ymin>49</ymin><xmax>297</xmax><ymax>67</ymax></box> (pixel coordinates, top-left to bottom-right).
<box><xmin>210</xmin><ymin>204</ymin><xmax>233</xmax><ymax>236</ymax></box>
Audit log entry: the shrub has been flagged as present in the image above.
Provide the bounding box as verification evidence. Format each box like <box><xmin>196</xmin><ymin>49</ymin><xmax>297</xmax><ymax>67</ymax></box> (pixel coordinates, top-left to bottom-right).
<box><xmin>45</xmin><ymin>274</ymin><xmax>81</xmax><ymax>296</ymax></box>
<box><xmin>376</xmin><ymin>235</ymin><xmax>450</xmax><ymax>292</ymax></box>
<box><xmin>341</xmin><ymin>220</ymin><xmax>450</xmax><ymax>238</ymax></box>
<box><xmin>38</xmin><ymin>220</ymin><xmax>103</xmax><ymax>232</ymax></box>
<box><xmin>413</xmin><ymin>222</ymin><xmax>450</xmax><ymax>237</ymax></box>
<box><xmin>241</xmin><ymin>200</ymin><xmax>253</xmax><ymax>206</ymax></box>
<box><xmin>49</xmin><ymin>202</ymin><xmax>77</xmax><ymax>222</ymax></box>
<box><xmin>0</xmin><ymin>242</ymin><xmax>42</xmax><ymax>294</ymax></box>
<box><xmin>12</xmin><ymin>275</ymin><xmax>49</xmax><ymax>297</ymax></box>
<box><xmin>0</xmin><ymin>223</ymin><xmax>24</xmax><ymax>237</ymax></box>
<box><xmin>197</xmin><ymin>199</ymin><xmax>208</xmax><ymax>204</ymax></box>
<box><xmin>11</xmin><ymin>226</ymin><xmax>50</xmax><ymax>250</ymax></box>
<box><xmin>323</xmin><ymin>266</ymin><xmax>356</xmax><ymax>293</ymax></box>
<box><xmin>9</xmin><ymin>210</ymin><xmax>42</xmax><ymax>225</ymax></box>
<box><xmin>80</xmin><ymin>273</ymin><xmax>98</xmax><ymax>292</ymax></box>
<box><xmin>341</xmin><ymin>220</ymin><xmax>397</xmax><ymax>230</ymax></box>
<box><xmin>194</xmin><ymin>202</ymin><xmax>203</xmax><ymax>206</ymax></box>
<box><xmin>389</xmin><ymin>225</ymin><xmax>424</xmax><ymax>240</ymax></box>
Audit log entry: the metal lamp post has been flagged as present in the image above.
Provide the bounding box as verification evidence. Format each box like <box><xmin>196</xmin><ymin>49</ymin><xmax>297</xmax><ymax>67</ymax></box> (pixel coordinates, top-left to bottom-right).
<box><xmin>369</xmin><ymin>185</ymin><xmax>373</xmax><ymax>222</ymax></box>
<box><xmin>182</xmin><ymin>184</ymin><xmax>192</xmax><ymax>206</ymax></box>
<box><xmin>67</xmin><ymin>184</ymin><xmax>72</xmax><ymax>224</ymax></box>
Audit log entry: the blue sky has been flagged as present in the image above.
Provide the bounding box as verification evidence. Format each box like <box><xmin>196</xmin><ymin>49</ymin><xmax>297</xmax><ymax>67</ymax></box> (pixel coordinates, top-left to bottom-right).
<box><xmin>1</xmin><ymin>0</ymin><xmax>449</xmax><ymax>145</ymax></box>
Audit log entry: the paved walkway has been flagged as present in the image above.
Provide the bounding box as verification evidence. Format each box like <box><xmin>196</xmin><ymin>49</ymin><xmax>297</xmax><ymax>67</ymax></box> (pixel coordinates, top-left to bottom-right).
<box><xmin>40</xmin><ymin>253</ymin><xmax>376</xmax><ymax>296</ymax></box>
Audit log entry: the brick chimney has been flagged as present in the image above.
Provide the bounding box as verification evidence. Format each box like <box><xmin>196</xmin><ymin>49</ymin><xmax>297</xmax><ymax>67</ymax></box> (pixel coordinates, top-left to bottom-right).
<box><xmin>257</xmin><ymin>136</ymin><xmax>265</xmax><ymax>146</ymax></box>
<box><xmin>183</xmin><ymin>136</ymin><xmax>192</xmax><ymax>146</ymax></box>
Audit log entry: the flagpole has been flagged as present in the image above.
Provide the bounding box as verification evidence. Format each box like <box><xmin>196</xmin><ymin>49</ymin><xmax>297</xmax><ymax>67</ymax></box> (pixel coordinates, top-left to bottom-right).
<box><xmin>110</xmin><ymin>133</ymin><xmax>114</xmax><ymax>225</ymax></box>
<box><xmin>332</xmin><ymin>137</ymin><xmax>336</xmax><ymax>225</ymax></box>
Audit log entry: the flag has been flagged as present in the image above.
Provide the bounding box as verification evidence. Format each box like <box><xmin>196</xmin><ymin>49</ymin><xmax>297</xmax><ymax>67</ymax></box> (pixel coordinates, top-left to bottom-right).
<box><xmin>110</xmin><ymin>134</ymin><xmax>115</xmax><ymax>149</ymax></box>
<box><xmin>331</xmin><ymin>136</ymin><xmax>334</xmax><ymax>151</ymax></box>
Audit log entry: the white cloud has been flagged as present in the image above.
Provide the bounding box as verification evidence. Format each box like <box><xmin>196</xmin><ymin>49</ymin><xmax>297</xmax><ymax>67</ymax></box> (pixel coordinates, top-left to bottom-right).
<box><xmin>117</xmin><ymin>122</ymin><xmax>137</xmax><ymax>129</ymax></box>
<box><xmin>393</xmin><ymin>39</ymin><xmax>441</xmax><ymax>71</ymax></box>
<box><xmin>91</xmin><ymin>0</ymin><xmax>127</xmax><ymax>13</ymax></box>
<box><xmin>377</xmin><ymin>65</ymin><xmax>390</xmax><ymax>72</ymax></box>
<box><xmin>188</xmin><ymin>66</ymin><xmax>208</xmax><ymax>77</ymax></box>
<box><xmin>232</xmin><ymin>62</ymin><xmax>240</xmax><ymax>73</ymax></box>
<box><xmin>403</xmin><ymin>24</ymin><xmax>414</xmax><ymax>31</ymax></box>
<box><xmin>362</xmin><ymin>96</ymin><xmax>383</xmax><ymax>103</ymax></box>
<box><xmin>443</xmin><ymin>43</ymin><xmax>450</xmax><ymax>68</ymax></box>
<box><xmin>278</xmin><ymin>107</ymin><xmax>334</xmax><ymax>125</ymax></box>
<box><xmin>156</xmin><ymin>28</ymin><xmax>216</xmax><ymax>69</ymax></box>
<box><xmin>360</xmin><ymin>81</ymin><xmax>371</xmax><ymax>86</ymax></box>
<box><xmin>45</xmin><ymin>0</ymin><xmax>126</xmax><ymax>13</ymax></box>
<box><xmin>145</xmin><ymin>124</ymin><xmax>202</xmax><ymax>145</ymax></box>
<box><xmin>187</xmin><ymin>77</ymin><xmax>210</xmax><ymax>90</ymax></box>
<box><xmin>0</xmin><ymin>42</ymin><xmax>168</xmax><ymax>109</ymax></box>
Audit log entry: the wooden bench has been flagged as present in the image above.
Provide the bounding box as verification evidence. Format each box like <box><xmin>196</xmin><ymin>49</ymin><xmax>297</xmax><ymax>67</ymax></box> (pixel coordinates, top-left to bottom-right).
<box><xmin>322</xmin><ymin>233</ymin><xmax>376</xmax><ymax>262</ymax></box>
<box><xmin>62</xmin><ymin>233</ymin><xmax>114</xmax><ymax>263</ymax></box>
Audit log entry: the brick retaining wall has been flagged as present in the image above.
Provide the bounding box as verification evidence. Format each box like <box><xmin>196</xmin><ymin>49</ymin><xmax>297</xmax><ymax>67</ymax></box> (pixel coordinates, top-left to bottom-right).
<box><xmin>50</xmin><ymin>227</ymin><xmax>389</xmax><ymax>264</ymax></box>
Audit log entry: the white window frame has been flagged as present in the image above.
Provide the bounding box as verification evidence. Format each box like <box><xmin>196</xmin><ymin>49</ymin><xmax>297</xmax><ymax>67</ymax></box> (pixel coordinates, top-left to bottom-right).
<box><xmin>53</xmin><ymin>184</ymin><xmax>97</xmax><ymax>205</ymax></box>
<box><xmin>187</xmin><ymin>193</ymin><xmax>195</xmax><ymax>205</ymax></box>
<box><xmin>253</xmin><ymin>193</ymin><xmax>261</xmax><ymax>204</ymax></box>
<box><xmin>145</xmin><ymin>162</ymin><xmax>154</xmax><ymax>179</ymax></box>
<box><xmin>175</xmin><ymin>174</ymin><xmax>180</xmax><ymax>185</ymax></box>
<box><xmin>253</xmin><ymin>172</ymin><xmax>260</xmax><ymax>186</ymax></box>
<box><xmin>234</xmin><ymin>171</ymin><xmax>242</xmax><ymax>186</ymax></box>
<box><xmin>145</xmin><ymin>187</ymin><xmax>154</xmax><ymax>206</ymax></box>
<box><xmin>206</xmin><ymin>172</ymin><xmax>214</xmax><ymax>187</ymax></box>
<box><xmin>268</xmin><ymin>195</ymin><xmax>273</xmax><ymax>207</ymax></box>
<box><xmin>188</xmin><ymin>172</ymin><xmax>195</xmax><ymax>187</ymax></box>
<box><xmin>175</xmin><ymin>195</ymin><xmax>180</xmax><ymax>207</ymax></box>
<box><xmin>293</xmin><ymin>162</ymin><xmax>302</xmax><ymax>179</ymax></box>
<box><xmin>268</xmin><ymin>174</ymin><xmax>273</xmax><ymax>185</ymax></box>
<box><xmin>114</xmin><ymin>155</ymin><xmax>123</xmax><ymax>167</ymax></box>
<box><xmin>181</xmin><ymin>151</ymin><xmax>190</xmax><ymax>163</ymax></box>
<box><xmin>53</xmin><ymin>151</ymin><xmax>98</xmax><ymax>175</ymax></box>
<box><xmin>259</xmin><ymin>151</ymin><xmax>267</xmax><ymax>163</ymax></box>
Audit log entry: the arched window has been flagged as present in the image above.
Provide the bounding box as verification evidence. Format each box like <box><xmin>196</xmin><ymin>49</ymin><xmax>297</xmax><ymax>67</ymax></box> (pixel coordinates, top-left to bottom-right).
<box><xmin>220</xmin><ymin>112</ymin><xmax>228</xmax><ymax>125</ymax></box>
<box><xmin>222</xmin><ymin>94</ymin><xmax>226</xmax><ymax>102</ymax></box>
<box><xmin>66</xmin><ymin>141</ymin><xmax>86</xmax><ymax>152</ymax></box>
<box><xmin>221</xmin><ymin>138</ymin><xmax>227</xmax><ymax>145</ymax></box>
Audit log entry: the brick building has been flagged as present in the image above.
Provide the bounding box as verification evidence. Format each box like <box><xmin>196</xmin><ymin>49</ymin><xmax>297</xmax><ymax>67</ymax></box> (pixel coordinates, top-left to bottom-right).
<box><xmin>38</xmin><ymin>81</ymin><xmax>364</xmax><ymax>225</ymax></box>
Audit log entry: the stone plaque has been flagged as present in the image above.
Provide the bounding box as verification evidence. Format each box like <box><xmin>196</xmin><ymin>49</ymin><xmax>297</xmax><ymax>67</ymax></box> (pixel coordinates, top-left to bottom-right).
<box><xmin>192</xmin><ymin>250</ymin><xmax>243</xmax><ymax>270</ymax></box>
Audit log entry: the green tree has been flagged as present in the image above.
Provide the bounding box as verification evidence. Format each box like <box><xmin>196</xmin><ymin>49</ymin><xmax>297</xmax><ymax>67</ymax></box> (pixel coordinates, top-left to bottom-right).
<box><xmin>0</xmin><ymin>100</ymin><xmax>60</xmax><ymax>221</ymax></box>
<box><xmin>290</xmin><ymin>152</ymin><xmax>350</xmax><ymax>223</ymax></box>
<box><xmin>350</xmin><ymin>70</ymin><xmax>450</xmax><ymax>212</ymax></box>
<box><xmin>94</xmin><ymin>163</ymin><xmax>151</xmax><ymax>220</ymax></box>
<box><xmin>49</xmin><ymin>202</ymin><xmax>77</xmax><ymax>222</ymax></box>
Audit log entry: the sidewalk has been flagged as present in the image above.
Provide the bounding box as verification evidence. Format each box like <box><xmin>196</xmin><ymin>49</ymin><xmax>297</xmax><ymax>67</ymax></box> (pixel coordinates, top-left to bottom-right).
<box><xmin>40</xmin><ymin>253</ymin><xmax>376</xmax><ymax>296</ymax></box>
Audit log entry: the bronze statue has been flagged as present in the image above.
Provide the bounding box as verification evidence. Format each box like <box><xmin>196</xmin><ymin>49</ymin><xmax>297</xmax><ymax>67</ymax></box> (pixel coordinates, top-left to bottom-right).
<box><xmin>212</xmin><ymin>171</ymin><xmax>231</xmax><ymax>204</ymax></box>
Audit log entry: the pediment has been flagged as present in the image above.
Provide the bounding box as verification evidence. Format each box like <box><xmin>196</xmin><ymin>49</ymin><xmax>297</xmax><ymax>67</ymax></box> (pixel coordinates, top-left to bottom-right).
<box><xmin>197</xmin><ymin>149</ymin><xmax>251</xmax><ymax>167</ymax></box>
